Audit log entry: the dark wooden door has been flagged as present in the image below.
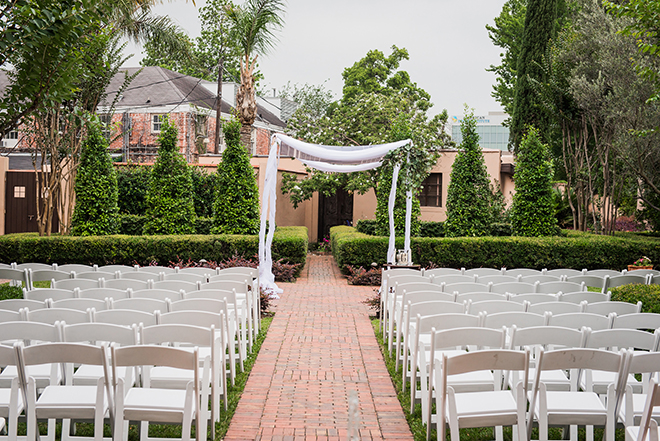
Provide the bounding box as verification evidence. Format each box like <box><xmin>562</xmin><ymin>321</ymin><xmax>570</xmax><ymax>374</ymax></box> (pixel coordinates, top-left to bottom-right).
<box><xmin>5</xmin><ymin>171</ymin><xmax>58</xmax><ymax>234</ymax></box>
<box><xmin>318</xmin><ymin>189</ymin><xmax>353</xmax><ymax>240</ymax></box>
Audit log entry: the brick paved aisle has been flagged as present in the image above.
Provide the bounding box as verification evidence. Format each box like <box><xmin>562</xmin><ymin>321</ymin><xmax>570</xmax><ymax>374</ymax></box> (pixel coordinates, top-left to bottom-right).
<box><xmin>223</xmin><ymin>255</ymin><xmax>414</xmax><ymax>441</ymax></box>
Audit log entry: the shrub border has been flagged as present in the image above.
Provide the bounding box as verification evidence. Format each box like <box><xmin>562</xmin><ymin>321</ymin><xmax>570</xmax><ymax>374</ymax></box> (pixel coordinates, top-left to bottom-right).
<box><xmin>330</xmin><ymin>225</ymin><xmax>660</xmax><ymax>272</ymax></box>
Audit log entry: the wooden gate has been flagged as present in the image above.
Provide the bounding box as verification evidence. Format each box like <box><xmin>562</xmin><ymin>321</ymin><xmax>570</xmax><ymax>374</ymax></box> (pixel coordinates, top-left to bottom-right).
<box><xmin>318</xmin><ymin>188</ymin><xmax>353</xmax><ymax>240</ymax></box>
<box><xmin>5</xmin><ymin>171</ymin><xmax>58</xmax><ymax>234</ymax></box>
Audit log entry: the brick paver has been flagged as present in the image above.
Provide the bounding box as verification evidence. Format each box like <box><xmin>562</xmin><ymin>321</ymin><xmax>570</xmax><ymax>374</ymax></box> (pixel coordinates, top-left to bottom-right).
<box><xmin>224</xmin><ymin>255</ymin><xmax>414</xmax><ymax>441</ymax></box>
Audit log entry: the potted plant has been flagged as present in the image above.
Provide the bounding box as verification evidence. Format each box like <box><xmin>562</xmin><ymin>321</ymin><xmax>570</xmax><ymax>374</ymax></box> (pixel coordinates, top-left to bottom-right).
<box><xmin>628</xmin><ymin>256</ymin><xmax>653</xmax><ymax>271</ymax></box>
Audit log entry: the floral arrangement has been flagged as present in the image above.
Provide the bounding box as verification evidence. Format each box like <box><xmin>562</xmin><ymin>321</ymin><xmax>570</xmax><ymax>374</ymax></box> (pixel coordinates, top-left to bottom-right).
<box><xmin>632</xmin><ymin>256</ymin><xmax>652</xmax><ymax>267</ymax></box>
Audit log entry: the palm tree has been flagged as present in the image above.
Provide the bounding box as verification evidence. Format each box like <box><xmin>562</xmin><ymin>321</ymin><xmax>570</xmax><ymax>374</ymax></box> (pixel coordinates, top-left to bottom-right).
<box><xmin>225</xmin><ymin>0</ymin><xmax>285</xmax><ymax>149</ymax></box>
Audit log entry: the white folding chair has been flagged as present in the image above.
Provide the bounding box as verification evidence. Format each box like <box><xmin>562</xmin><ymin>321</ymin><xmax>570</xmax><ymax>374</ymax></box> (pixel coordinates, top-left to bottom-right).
<box><xmin>521</xmin><ymin>275</ymin><xmax>562</xmax><ymax>284</ymax></box>
<box><xmin>140</xmin><ymin>323</ymin><xmax>224</xmax><ymax>428</ymax></box>
<box><xmin>468</xmin><ymin>300</ymin><xmax>527</xmax><ymax>315</ymax></box>
<box><xmin>609</xmin><ymin>274</ymin><xmax>648</xmax><ymax>289</ymax></box>
<box><xmin>613</xmin><ymin>313</ymin><xmax>660</xmax><ymax>330</ymax></box>
<box><xmin>24</xmin><ymin>288</ymin><xmax>76</xmax><ymax>302</ymax></box>
<box><xmin>112</xmin><ymin>345</ymin><xmax>206</xmax><ymax>441</ymax></box>
<box><xmin>565</xmin><ymin>275</ymin><xmax>609</xmax><ymax>293</ymax></box>
<box><xmin>381</xmin><ymin>274</ymin><xmax>430</xmax><ymax>336</ymax></box>
<box><xmin>509</xmin><ymin>325</ymin><xmax>588</xmax><ymax>391</ymax></box>
<box><xmin>455</xmin><ymin>292</ymin><xmax>507</xmax><ymax>304</ymax></box>
<box><xmin>0</xmin><ymin>299</ymin><xmax>46</xmax><ymax>312</ymax></box>
<box><xmin>545</xmin><ymin>268</ymin><xmax>585</xmax><ymax>278</ymax></box>
<box><xmin>585</xmin><ymin>301</ymin><xmax>643</xmax><ymax>316</ymax></box>
<box><xmin>16</xmin><ymin>342</ymin><xmax>111</xmax><ymax>441</ymax></box>
<box><xmin>406</xmin><ymin>313</ymin><xmax>481</xmax><ymax>411</ymax></box>
<box><xmin>505</xmin><ymin>268</ymin><xmax>544</xmax><ymax>277</ymax></box>
<box><xmin>119</xmin><ymin>272</ymin><xmax>157</xmax><ymax>283</ymax></box>
<box><xmin>537</xmin><ymin>281</ymin><xmax>585</xmax><ymax>294</ymax></box>
<box><xmin>388</xmin><ymin>282</ymin><xmax>442</xmax><ymax>352</ymax></box>
<box><xmin>136</xmin><ymin>266</ymin><xmax>176</xmax><ymax>275</ymax></box>
<box><xmin>491</xmin><ymin>282</ymin><xmax>537</xmax><ymax>295</ymax></box>
<box><xmin>53</xmin><ymin>279</ymin><xmax>100</xmax><ymax>291</ymax></box>
<box><xmin>77</xmin><ymin>288</ymin><xmax>130</xmax><ymax>301</ymax></box>
<box><xmin>547</xmin><ymin>312</ymin><xmax>614</xmax><ymax>330</ymax></box>
<box><xmin>110</xmin><ymin>298</ymin><xmax>168</xmax><ymax>314</ymax></box>
<box><xmin>585</xmin><ymin>269</ymin><xmax>622</xmax><ymax>278</ymax></box>
<box><xmin>442</xmin><ymin>282</ymin><xmax>489</xmax><ymax>294</ymax></box>
<box><xmin>0</xmin><ymin>344</ymin><xmax>23</xmax><ymax>441</ymax></box>
<box><xmin>619</xmin><ymin>352</ymin><xmax>660</xmax><ymax>430</ymax></box>
<box><xmin>50</xmin><ymin>298</ymin><xmax>109</xmax><ymax>312</ymax></box>
<box><xmin>76</xmin><ymin>271</ymin><xmax>116</xmax><ymax>281</ymax></box>
<box><xmin>0</xmin><ymin>269</ymin><xmax>29</xmax><ymax>289</ymax></box>
<box><xmin>430</xmin><ymin>275</ymin><xmax>476</xmax><ymax>285</ymax></box>
<box><xmin>528</xmin><ymin>348</ymin><xmax>629</xmax><ymax>441</ymax></box>
<box><xmin>464</xmin><ymin>268</ymin><xmax>504</xmax><ymax>277</ymax></box>
<box><xmin>432</xmin><ymin>347</ymin><xmax>529</xmax><ymax>441</ymax></box>
<box><xmin>476</xmin><ymin>275</ymin><xmax>520</xmax><ymax>285</ymax></box>
<box><xmin>626</xmin><ymin>379</ymin><xmax>660</xmax><ymax>441</ymax></box>
<box><xmin>97</xmin><ymin>265</ymin><xmax>136</xmax><ymax>274</ymax></box>
<box><xmin>92</xmin><ymin>309</ymin><xmax>157</xmax><ymax>327</ymax></box>
<box><xmin>131</xmin><ymin>288</ymin><xmax>183</xmax><ymax>302</ymax></box>
<box><xmin>0</xmin><ymin>311</ymin><xmax>21</xmax><ymax>324</ymax></box>
<box><xmin>103</xmin><ymin>279</ymin><xmax>149</xmax><ymax>291</ymax></box>
<box><xmin>482</xmin><ymin>311</ymin><xmax>547</xmax><ymax>330</ymax></box>
<box><xmin>24</xmin><ymin>307</ymin><xmax>92</xmax><ymax>325</ymax></box>
<box><xmin>162</xmin><ymin>273</ymin><xmax>208</xmax><ymax>284</ymax></box>
<box><xmin>509</xmin><ymin>293</ymin><xmax>558</xmax><ymax>305</ymax></box>
<box><xmin>560</xmin><ymin>291</ymin><xmax>610</xmax><ymax>304</ymax></box>
<box><xmin>56</xmin><ymin>265</ymin><xmax>97</xmax><ymax>274</ymax></box>
<box><xmin>152</xmin><ymin>280</ymin><xmax>199</xmax><ymax>293</ymax></box>
<box><xmin>27</xmin><ymin>269</ymin><xmax>73</xmax><ymax>290</ymax></box>
<box><xmin>528</xmin><ymin>301</ymin><xmax>585</xmax><ymax>315</ymax></box>
<box><xmin>424</xmin><ymin>268</ymin><xmax>462</xmax><ymax>277</ymax></box>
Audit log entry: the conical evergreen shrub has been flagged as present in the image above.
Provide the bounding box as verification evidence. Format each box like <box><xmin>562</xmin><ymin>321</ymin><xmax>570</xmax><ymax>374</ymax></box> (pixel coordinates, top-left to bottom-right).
<box><xmin>510</xmin><ymin>126</ymin><xmax>559</xmax><ymax>236</ymax></box>
<box><xmin>71</xmin><ymin>124</ymin><xmax>119</xmax><ymax>236</ymax></box>
<box><xmin>444</xmin><ymin>111</ymin><xmax>495</xmax><ymax>237</ymax></box>
<box><xmin>212</xmin><ymin>119</ymin><xmax>259</xmax><ymax>234</ymax></box>
<box><xmin>143</xmin><ymin>118</ymin><xmax>196</xmax><ymax>234</ymax></box>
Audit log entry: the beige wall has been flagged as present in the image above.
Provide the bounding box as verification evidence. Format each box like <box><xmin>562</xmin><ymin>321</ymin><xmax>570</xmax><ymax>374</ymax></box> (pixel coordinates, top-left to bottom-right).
<box><xmin>0</xmin><ymin>156</ymin><xmax>7</xmax><ymax>235</ymax></box>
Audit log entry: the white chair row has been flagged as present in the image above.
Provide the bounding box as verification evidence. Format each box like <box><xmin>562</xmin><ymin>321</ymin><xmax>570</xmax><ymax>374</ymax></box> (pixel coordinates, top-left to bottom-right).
<box><xmin>385</xmin><ymin>266</ymin><xmax>659</xmax><ymax>278</ymax></box>
<box><xmin>420</xmin><ymin>329</ymin><xmax>660</xmax><ymax>441</ymax></box>
<box><xmin>1</xmin><ymin>340</ymin><xmax>210</xmax><ymax>441</ymax></box>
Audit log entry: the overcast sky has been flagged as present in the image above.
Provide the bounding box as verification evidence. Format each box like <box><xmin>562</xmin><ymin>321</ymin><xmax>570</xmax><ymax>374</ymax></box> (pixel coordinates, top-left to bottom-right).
<box><xmin>124</xmin><ymin>0</ymin><xmax>509</xmax><ymax>118</ymax></box>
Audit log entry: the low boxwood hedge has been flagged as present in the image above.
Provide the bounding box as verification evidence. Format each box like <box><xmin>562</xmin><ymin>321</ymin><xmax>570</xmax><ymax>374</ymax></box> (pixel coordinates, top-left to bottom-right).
<box><xmin>330</xmin><ymin>225</ymin><xmax>660</xmax><ymax>272</ymax></box>
<box><xmin>0</xmin><ymin>226</ymin><xmax>308</xmax><ymax>272</ymax></box>
<box><xmin>610</xmin><ymin>285</ymin><xmax>660</xmax><ymax>314</ymax></box>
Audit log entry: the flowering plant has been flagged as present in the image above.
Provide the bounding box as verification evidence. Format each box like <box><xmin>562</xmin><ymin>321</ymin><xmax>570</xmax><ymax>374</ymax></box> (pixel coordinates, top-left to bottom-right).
<box><xmin>632</xmin><ymin>256</ymin><xmax>652</xmax><ymax>267</ymax></box>
<box><xmin>318</xmin><ymin>236</ymin><xmax>331</xmax><ymax>253</ymax></box>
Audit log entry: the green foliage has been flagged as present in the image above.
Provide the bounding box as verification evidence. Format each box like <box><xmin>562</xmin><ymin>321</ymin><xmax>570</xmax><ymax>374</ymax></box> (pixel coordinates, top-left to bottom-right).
<box><xmin>191</xmin><ymin>167</ymin><xmax>217</xmax><ymax>218</ymax></box>
<box><xmin>143</xmin><ymin>118</ymin><xmax>196</xmax><ymax>235</ymax></box>
<box><xmin>140</xmin><ymin>0</ymin><xmax>242</xmax><ymax>83</ymax></box>
<box><xmin>116</xmin><ymin>165</ymin><xmax>151</xmax><ymax>215</ymax></box>
<box><xmin>71</xmin><ymin>124</ymin><xmax>119</xmax><ymax>236</ymax></box>
<box><xmin>444</xmin><ymin>110</ymin><xmax>500</xmax><ymax>237</ymax></box>
<box><xmin>356</xmin><ymin>219</ymin><xmax>379</xmax><ymax>236</ymax></box>
<box><xmin>375</xmin><ymin>116</ymin><xmax>422</xmax><ymax>237</ymax></box>
<box><xmin>509</xmin><ymin>0</ymin><xmax>559</xmax><ymax>150</ymax></box>
<box><xmin>0</xmin><ymin>284</ymin><xmax>22</xmax><ymax>301</ymax></box>
<box><xmin>420</xmin><ymin>221</ymin><xmax>445</xmax><ymax>238</ymax></box>
<box><xmin>486</xmin><ymin>0</ymin><xmax>528</xmax><ymax>116</ymax></box>
<box><xmin>510</xmin><ymin>127</ymin><xmax>559</xmax><ymax>236</ymax></box>
<box><xmin>0</xmin><ymin>227</ymin><xmax>308</xmax><ymax>269</ymax></box>
<box><xmin>118</xmin><ymin>214</ymin><xmax>145</xmax><ymax>236</ymax></box>
<box><xmin>330</xmin><ymin>226</ymin><xmax>660</xmax><ymax>273</ymax></box>
<box><xmin>610</xmin><ymin>284</ymin><xmax>660</xmax><ymax>315</ymax></box>
<box><xmin>212</xmin><ymin>119</ymin><xmax>259</xmax><ymax>235</ymax></box>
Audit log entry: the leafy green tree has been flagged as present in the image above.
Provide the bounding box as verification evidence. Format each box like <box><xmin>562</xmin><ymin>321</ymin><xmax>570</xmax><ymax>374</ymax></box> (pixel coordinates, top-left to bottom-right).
<box><xmin>191</xmin><ymin>167</ymin><xmax>218</xmax><ymax>218</ymax></box>
<box><xmin>510</xmin><ymin>127</ymin><xmax>558</xmax><ymax>236</ymax></box>
<box><xmin>509</xmin><ymin>0</ymin><xmax>559</xmax><ymax>150</ymax></box>
<box><xmin>486</xmin><ymin>0</ymin><xmax>527</xmax><ymax>116</ymax></box>
<box><xmin>140</xmin><ymin>0</ymin><xmax>242</xmax><ymax>83</ymax></box>
<box><xmin>116</xmin><ymin>165</ymin><xmax>151</xmax><ymax>215</ymax></box>
<box><xmin>225</xmin><ymin>0</ymin><xmax>285</xmax><ymax>148</ymax></box>
<box><xmin>143</xmin><ymin>118</ymin><xmax>196</xmax><ymax>235</ymax></box>
<box><xmin>444</xmin><ymin>110</ymin><xmax>498</xmax><ymax>237</ymax></box>
<box><xmin>212</xmin><ymin>119</ymin><xmax>259</xmax><ymax>234</ymax></box>
<box><xmin>71</xmin><ymin>123</ymin><xmax>119</xmax><ymax>236</ymax></box>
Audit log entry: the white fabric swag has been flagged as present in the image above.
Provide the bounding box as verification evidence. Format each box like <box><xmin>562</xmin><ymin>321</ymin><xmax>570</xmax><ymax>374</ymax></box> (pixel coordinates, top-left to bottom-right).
<box><xmin>258</xmin><ymin>133</ymin><xmax>413</xmax><ymax>294</ymax></box>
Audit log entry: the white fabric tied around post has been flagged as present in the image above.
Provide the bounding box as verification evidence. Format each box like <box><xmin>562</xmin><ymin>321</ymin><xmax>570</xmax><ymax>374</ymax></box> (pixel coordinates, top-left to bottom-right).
<box><xmin>257</xmin><ymin>133</ymin><xmax>413</xmax><ymax>294</ymax></box>
<box><xmin>387</xmin><ymin>164</ymin><xmax>401</xmax><ymax>264</ymax></box>
<box><xmin>259</xmin><ymin>135</ymin><xmax>283</xmax><ymax>297</ymax></box>
<box><xmin>404</xmin><ymin>151</ymin><xmax>412</xmax><ymax>256</ymax></box>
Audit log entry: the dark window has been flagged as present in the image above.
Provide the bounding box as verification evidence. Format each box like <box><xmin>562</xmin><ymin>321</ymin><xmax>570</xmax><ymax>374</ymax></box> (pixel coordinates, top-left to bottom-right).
<box><xmin>99</xmin><ymin>114</ymin><xmax>112</xmax><ymax>141</ymax></box>
<box><xmin>419</xmin><ymin>173</ymin><xmax>442</xmax><ymax>207</ymax></box>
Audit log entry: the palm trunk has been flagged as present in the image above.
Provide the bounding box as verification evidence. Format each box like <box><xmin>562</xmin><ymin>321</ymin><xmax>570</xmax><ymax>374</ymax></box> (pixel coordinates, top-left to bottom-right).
<box><xmin>235</xmin><ymin>55</ymin><xmax>258</xmax><ymax>152</ymax></box>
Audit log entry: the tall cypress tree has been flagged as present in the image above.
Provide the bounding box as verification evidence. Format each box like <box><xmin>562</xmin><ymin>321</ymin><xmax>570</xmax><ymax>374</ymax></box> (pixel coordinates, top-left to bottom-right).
<box><xmin>509</xmin><ymin>0</ymin><xmax>558</xmax><ymax>151</ymax></box>
<box><xmin>143</xmin><ymin>118</ymin><xmax>196</xmax><ymax>235</ymax></box>
<box><xmin>71</xmin><ymin>124</ymin><xmax>119</xmax><ymax>236</ymax></box>
<box><xmin>444</xmin><ymin>111</ymin><xmax>495</xmax><ymax>237</ymax></box>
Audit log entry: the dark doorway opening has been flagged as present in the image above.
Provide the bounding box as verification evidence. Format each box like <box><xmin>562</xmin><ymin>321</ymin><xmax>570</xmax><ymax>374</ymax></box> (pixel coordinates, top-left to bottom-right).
<box><xmin>318</xmin><ymin>188</ymin><xmax>353</xmax><ymax>240</ymax></box>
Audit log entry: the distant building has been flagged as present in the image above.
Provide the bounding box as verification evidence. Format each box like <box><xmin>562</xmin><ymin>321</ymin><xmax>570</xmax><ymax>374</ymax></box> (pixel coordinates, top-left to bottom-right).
<box><xmin>449</xmin><ymin>111</ymin><xmax>510</xmax><ymax>151</ymax></box>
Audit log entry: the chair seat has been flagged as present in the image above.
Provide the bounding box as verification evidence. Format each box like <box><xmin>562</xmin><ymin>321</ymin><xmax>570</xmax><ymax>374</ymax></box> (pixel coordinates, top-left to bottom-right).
<box><xmin>453</xmin><ymin>390</ymin><xmax>518</xmax><ymax>417</ymax></box>
<box><xmin>583</xmin><ymin>372</ymin><xmax>641</xmax><ymax>395</ymax></box>
<box><xmin>432</xmin><ymin>369</ymin><xmax>495</xmax><ymax>393</ymax></box>
<box><xmin>149</xmin><ymin>367</ymin><xmax>206</xmax><ymax>390</ymax></box>
<box><xmin>538</xmin><ymin>391</ymin><xmax>608</xmax><ymax>423</ymax></box>
<box><xmin>123</xmin><ymin>388</ymin><xmax>192</xmax><ymax>423</ymax></box>
<box><xmin>528</xmin><ymin>368</ymin><xmax>571</xmax><ymax>391</ymax></box>
<box><xmin>626</xmin><ymin>425</ymin><xmax>660</xmax><ymax>441</ymax></box>
<box><xmin>619</xmin><ymin>395</ymin><xmax>660</xmax><ymax>425</ymax></box>
<box><xmin>36</xmin><ymin>385</ymin><xmax>107</xmax><ymax>419</ymax></box>
<box><xmin>0</xmin><ymin>364</ymin><xmax>60</xmax><ymax>388</ymax></box>
<box><xmin>0</xmin><ymin>389</ymin><xmax>23</xmax><ymax>418</ymax></box>
<box><xmin>73</xmin><ymin>365</ymin><xmax>130</xmax><ymax>386</ymax></box>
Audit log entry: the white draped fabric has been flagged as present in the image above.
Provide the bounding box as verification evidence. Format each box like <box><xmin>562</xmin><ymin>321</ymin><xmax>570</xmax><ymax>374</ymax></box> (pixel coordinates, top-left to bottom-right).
<box><xmin>258</xmin><ymin>133</ymin><xmax>413</xmax><ymax>294</ymax></box>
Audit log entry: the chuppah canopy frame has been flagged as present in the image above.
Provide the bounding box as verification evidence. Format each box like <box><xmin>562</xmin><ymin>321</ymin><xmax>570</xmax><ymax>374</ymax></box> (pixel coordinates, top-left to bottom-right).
<box><xmin>258</xmin><ymin>133</ymin><xmax>414</xmax><ymax>294</ymax></box>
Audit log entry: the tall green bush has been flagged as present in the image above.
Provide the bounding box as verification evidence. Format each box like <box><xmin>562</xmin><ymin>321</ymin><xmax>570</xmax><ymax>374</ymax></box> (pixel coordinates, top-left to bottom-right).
<box><xmin>444</xmin><ymin>110</ymin><xmax>497</xmax><ymax>237</ymax></box>
<box><xmin>116</xmin><ymin>165</ymin><xmax>151</xmax><ymax>215</ymax></box>
<box><xmin>71</xmin><ymin>124</ymin><xmax>119</xmax><ymax>236</ymax></box>
<box><xmin>191</xmin><ymin>166</ymin><xmax>217</xmax><ymax>218</ymax></box>
<box><xmin>143</xmin><ymin>118</ymin><xmax>196</xmax><ymax>235</ymax></box>
<box><xmin>212</xmin><ymin>119</ymin><xmax>259</xmax><ymax>234</ymax></box>
<box><xmin>510</xmin><ymin>127</ymin><xmax>559</xmax><ymax>236</ymax></box>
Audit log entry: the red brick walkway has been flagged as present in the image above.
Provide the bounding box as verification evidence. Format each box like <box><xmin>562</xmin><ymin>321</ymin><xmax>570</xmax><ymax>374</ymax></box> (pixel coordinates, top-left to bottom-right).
<box><xmin>223</xmin><ymin>255</ymin><xmax>414</xmax><ymax>441</ymax></box>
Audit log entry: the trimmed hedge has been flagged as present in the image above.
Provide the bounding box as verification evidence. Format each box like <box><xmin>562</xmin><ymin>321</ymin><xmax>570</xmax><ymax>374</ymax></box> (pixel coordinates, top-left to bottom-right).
<box><xmin>118</xmin><ymin>216</ymin><xmax>214</xmax><ymax>236</ymax></box>
<box><xmin>0</xmin><ymin>226</ymin><xmax>308</xmax><ymax>271</ymax></box>
<box><xmin>610</xmin><ymin>285</ymin><xmax>660</xmax><ymax>315</ymax></box>
<box><xmin>357</xmin><ymin>219</ymin><xmax>447</xmax><ymax>238</ymax></box>
<box><xmin>330</xmin><ymin>225</ymin><xmax>660</xmax><ymax>272</ymax></box>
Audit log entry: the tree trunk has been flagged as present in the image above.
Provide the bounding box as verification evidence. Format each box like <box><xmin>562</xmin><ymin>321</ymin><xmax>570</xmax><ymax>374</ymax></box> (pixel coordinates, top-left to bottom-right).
<box><xmin>240</xmin><ymin>124</ymin><xmax>252</xmax><ymax>152</ymax></box>
<box><xmin>235</xmin><ymin>55</ymin><xmax>258</xmax><ymax>152</ymax></box>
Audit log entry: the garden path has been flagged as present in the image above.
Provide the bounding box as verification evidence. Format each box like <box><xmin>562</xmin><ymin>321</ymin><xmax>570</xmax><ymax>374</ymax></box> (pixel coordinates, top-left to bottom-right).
<box><xmin>223</xmin><ymin>254</ymin><xmax>413</xmax><ymax>441</ymax></box>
